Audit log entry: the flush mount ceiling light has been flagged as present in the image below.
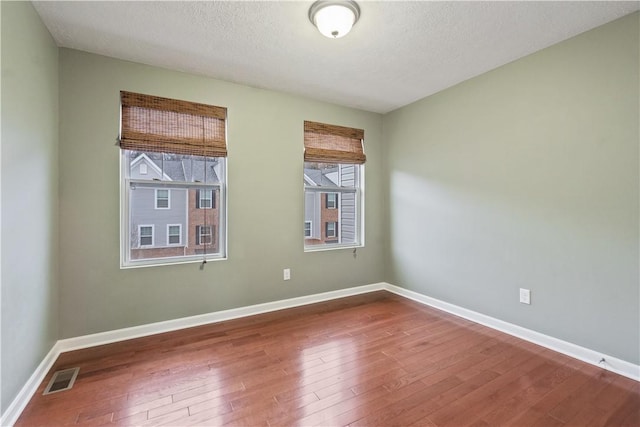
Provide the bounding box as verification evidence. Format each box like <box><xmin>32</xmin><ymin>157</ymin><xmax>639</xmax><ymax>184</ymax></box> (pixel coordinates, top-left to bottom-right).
<box><xmin>309</xmin><ymin>0</ymin><xmax>360</xmax><ymax>39</ymax></box>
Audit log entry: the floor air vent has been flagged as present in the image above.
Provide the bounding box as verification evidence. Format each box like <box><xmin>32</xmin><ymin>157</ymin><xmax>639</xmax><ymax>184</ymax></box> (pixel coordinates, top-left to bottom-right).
<box><xmin>43</xmin><ymin>367</ymin><xmax>79</xmax><ymax>395</ymax></box>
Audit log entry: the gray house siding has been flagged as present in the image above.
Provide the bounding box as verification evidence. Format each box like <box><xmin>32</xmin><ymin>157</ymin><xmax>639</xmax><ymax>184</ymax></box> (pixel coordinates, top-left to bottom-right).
<box><xmin>339</xmin><ymin>164</ymin><xmax>357</xmax><ymax>243</ymax></box>
<box><xmin>304</xmin><ymin>192</ymin><xmax>321</xmax><ymax>239</ymax></box>
<box><xmin>129</xmin><ymin>154</ymin><xmax>187</xmax><ymax>249</ymax></box>
<box><xmin>130</xmin><ymin>188</ymin><xmax>187</xmax><ymax>247</ymax></box>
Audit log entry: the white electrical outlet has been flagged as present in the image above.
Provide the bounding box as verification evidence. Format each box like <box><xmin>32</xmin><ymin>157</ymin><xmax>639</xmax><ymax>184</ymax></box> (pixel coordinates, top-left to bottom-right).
<box><xmin>283</xmin><ymin>268</ymin><xmax>291</xmax><ymax>281</ymax></box>
<box><xmin>519</xmin><ymin>288</ymin><xmax>531</xmax><ymax>305</ymax></box>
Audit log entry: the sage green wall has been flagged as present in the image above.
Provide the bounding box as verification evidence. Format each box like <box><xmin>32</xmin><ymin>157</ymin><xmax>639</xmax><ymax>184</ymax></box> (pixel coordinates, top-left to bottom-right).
<box><xmin>1</xmin><ymin>2</ymin><xmax>59</xmax><ymax>414</ymax></box>
<box><xmin>384</xmin><ymin>13</ymin><xmax>639</xmax><ymax>364</ymax></box>
<box><xmin>58</xmin><ymin>49</ymin><xmax>384</xmax><ymax>339</ymax></box>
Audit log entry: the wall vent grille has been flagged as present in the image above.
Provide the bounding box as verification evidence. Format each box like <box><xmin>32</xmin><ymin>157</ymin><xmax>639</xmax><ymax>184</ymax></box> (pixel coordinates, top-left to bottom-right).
<box><xmin>43</xmin><ymin>367</ymin><xmax>79</xmax><ymax>395</ymax></box>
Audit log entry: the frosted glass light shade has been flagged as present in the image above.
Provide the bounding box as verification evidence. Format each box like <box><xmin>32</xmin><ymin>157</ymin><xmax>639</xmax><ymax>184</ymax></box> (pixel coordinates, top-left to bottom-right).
<box><xmin>309</xmin><ymin>1</ymin><xmax>360</xmax><ymax>39</ymax></box>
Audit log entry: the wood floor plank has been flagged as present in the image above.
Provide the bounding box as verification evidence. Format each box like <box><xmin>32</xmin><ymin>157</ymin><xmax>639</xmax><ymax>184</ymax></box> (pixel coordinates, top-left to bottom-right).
<box><xmin>547</xmin><ymin>369</ymin><xmax>618</xmax><ymax>423</ymax></box>
<box><xmin>348</xmin><ymin>375</ymin><xmax>464</xmax><ymax>426</ymax></box>
<box><xmin>14</xmin><ymin>291</ymin><xmax>638</xmax><ymax>427</ymax></box>
<box><xmin>308</xmin><ymin>381</ymin><xmax>427</xmax><ymax>427</ymax></box>
<box><xmin>479</xmin><ymin>362</ymin><xmax>576</xmax><ymax>425</ymax></box>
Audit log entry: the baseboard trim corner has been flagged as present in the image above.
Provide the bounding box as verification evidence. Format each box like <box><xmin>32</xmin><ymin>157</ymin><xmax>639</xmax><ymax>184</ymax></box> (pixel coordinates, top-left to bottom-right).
<box><xmin>382</xmin><ymin>282</ymin><xmax>640</xmax><ymax>382</ymax></box>
<box><xmin>0</xmin><ymin>342</ymin><xmax>61</xmax><ymax>427</ymax></box>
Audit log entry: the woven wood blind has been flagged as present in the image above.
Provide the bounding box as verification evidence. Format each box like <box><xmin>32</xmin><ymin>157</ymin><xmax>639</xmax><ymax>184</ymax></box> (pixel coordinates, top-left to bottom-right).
<box><xmin>304</xmin><ymin>121</ymin><xmax>365</xmax><ymax>164</ymax></box>
<box><xmin>120</xmin><ymin>91</ymin><xmax>227</xmax><ymax>157</ymax></box>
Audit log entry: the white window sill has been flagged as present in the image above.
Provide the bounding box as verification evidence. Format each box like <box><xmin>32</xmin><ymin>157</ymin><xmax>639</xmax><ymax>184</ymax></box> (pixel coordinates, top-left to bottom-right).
<box><xmin>304</xmin><ymin>243</ymin><xmax>364</xmax><ymax>253</ymax></box>
<box><xmin>121</xmin><ymin>255</ymin><xmax>227</xmax><ymax>269</ymax></box>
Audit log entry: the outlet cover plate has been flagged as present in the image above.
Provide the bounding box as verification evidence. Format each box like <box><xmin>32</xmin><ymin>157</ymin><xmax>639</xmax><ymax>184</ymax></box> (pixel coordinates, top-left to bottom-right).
<box><xmin>519</xmin><ymin>288</ymin><xmax>531</xmax><ymax>304</ymax></box>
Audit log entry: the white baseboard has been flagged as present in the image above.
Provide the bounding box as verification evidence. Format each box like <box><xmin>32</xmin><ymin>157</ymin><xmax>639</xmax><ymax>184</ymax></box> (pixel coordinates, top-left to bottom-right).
<box><xmin>3</xmin><ymin>281</ymin><xmax>638</xmax><ymax>426</ymax></box>
<box><xmin>383</xmin><ymin>283</ymin><xmax>640</xmax><ymax>382</ymax></box>
<box><xmin>57</xmin><ymin>283</ymin><xmax>386</xmax><ymax>353</ymax></box>
<box><xmin>0</xmin><ymin>342</ymin><xmax>61</xmax><ymax>427</ymax></box>
<box><xmin>0</xmin><ymin>282</ymin><xmax>385</xmax><ymax>426</ymax></box>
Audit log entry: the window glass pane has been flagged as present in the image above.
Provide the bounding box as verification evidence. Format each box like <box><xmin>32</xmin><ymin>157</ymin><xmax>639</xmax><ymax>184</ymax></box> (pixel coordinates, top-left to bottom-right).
<box><xmin>156</xmin><ymin>190</ymin><xmax>169</xmax><ymax>209</ymax></box>
<box><xmin>125</xmin><ymin>149</ymin><xmax>224</xmax><ymax>264</ymax></box>
<box><xmin>126</xmin><ymin>152</ymin><xmax>223</xmax><ymax>184</ymax></box>
<box><xmin>191</xmin><ymin>156</ymin><xmax>221</xmax><ymax>184</ymax></box>
<box><xmin>197</xmin><ymin>225</ymin><xmax>213</xmax><ymax>245</ymax></box>
<box><xmin>303</xmin><ymin>161</ymin><xmax>360</xmax><ymax>249</ymax></box>
<box><xmin>139</xmin><ymin>226</ymin><xmax>153</xmax><ymax>247</ymax></box>
<box><xmin>304</xmin><ymin>162</ymin><xmax>358</xmax><ymax>188</ymax></box>
<box><xmin>326</xmin><ymin>193</ymin><xmax>337</xmax><ymax>209</ymax></box>
<box><xmin>199</xmin><ymin>189</ymin><xmax>213</xmax><ymax>208</ymax></box>
<box><xmin>127</xmin><ymin>151</ymin><xmax>165</xmax><ymax>181</ymax></box>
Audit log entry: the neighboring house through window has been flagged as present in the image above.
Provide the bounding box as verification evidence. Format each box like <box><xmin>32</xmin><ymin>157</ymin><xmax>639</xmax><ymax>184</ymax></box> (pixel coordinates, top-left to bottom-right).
<box><xmin>304</xmin><ymin>221</ymin><xmax>312</xmax><ymax>238</ymax></box>
<box><xmin>119</xmin><ymin>91</ymin><xmax>228</xmax><ymax>267</ymax></box>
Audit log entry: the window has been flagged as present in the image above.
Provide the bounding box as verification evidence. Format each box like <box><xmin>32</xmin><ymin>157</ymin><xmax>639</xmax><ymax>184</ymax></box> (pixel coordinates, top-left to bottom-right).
<box><xmin>196</xmin><ymin>225</ymin><xmax>213</xmax><ymax>245</ymax></box>
<box><xmin>326</xmin><ymin>221</ymin><xmax>337</xmax><ymax>239</ymax></box>
<box><xmin>326</xmin><ymin>193</ymin><xmax>338</xmax><ymax>209</ymax></box>
<box><xmin>139</xmin><ymin>225</ymin><xmax>154</xmax><ymax>247</ymax></box>
<box><xmin>120</xmin><ymin>91</ymin><xmax>227</xmax><ymax>267</ymax></box>
<box><xmin>155</xmin><ymin>189</ymin><xmax>170</xmax><ymax>209</ymax></box>
<box><xmin>303</xmin><ymin>121</ymin><xmax>365</xmax><ymax>250</ymax></box>
<box><xmin>197</xmin><ymin>189</ymin><xmax>214</xmax><ymax>209</ymax></box>
<box><xmin>167</xmin><ymin>224</ymin><xmax>181</xmax><ymax>245</ymax></box>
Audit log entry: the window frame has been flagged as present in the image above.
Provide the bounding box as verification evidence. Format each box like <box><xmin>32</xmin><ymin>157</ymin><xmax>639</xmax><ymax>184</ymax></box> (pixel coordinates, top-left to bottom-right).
<box><xmin>198</xmin><ymin>189</ymin><xmax>214</xmax><ymax>209</ymax></box>
<box><xmin>155</xmin><ymin>188</ymin><xmax>170</xmax><ymax>210</ymax></box>
<box><xmin>325</xmin><ymin>221</ymin><xmax>337</xmax><ymax>239</ymax></box>
<box><xmin>196</xmin><ymin>225</ymin><xmax>213</xmax><ymax>246</ymax></box>
<box><xmin>167</xmin><ymin>224</ymin><xmax>182</xmax><ymax>246</ymax></box>
<box><xmin>326</xmin><ymin>192</ymin><xmax>338</xmax><ymax>209</ymax></box>
<box><xmin>139</xmin><ymin>224</ymin><xmax>154</xmax><ymax>247</ymax></box>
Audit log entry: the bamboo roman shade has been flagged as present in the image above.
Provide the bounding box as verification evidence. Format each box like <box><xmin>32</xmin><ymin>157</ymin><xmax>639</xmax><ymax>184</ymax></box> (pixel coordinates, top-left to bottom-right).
<box><xmin>304</xmin><ymin>121</ymin><xmax>366</xmax><ymax>164</ymax></box>
<box><xmin>120</xmin><ymin>91</ymin><xmax>227</xmax><ymax>157</ymax></box>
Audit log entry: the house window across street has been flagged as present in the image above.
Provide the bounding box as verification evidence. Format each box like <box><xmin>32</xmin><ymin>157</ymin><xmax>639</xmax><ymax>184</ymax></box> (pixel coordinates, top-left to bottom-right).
<box><xmin>196</xmin><ymin>225</ymin><xmax>213</xmax><ymax>245</ymax></box>
<box><xmin>139</xmin><ymin>225</ymin><xmax>154</xmax><ymax>247</ymax></box>
<box><xmin>197</xmin><ymin>189</ymin><xmax>214</xmax><ymax>209</ymax></box>
<box><xmin>155</xmin><ymin>189</ymin><xmax>170</xmax><ymax>209</ymax></box>
<box><xmin>167</xmin><ymin>224</ymin><xmax>181</xmax><ymax>245</ymax></box>
<box><xmin>326</xmin><ymin>193</ymin><xmax>338</xmax><ymax>209</ymax></box>
<box><xmin>326</xmin><ymin>221</ymin><xmax>337</xmax><ymax>239</ymax></box>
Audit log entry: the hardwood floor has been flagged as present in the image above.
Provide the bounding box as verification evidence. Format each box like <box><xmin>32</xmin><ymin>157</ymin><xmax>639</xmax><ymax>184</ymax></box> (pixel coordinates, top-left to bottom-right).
<box><xmin>16</xmin><ymin>291</ymin><xmax>639</xmax><ymax>426</ymax></box>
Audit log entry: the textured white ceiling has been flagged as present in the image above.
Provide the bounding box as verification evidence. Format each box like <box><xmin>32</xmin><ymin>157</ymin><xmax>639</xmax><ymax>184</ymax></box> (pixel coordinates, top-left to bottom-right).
<box><xmin>33</xmin><ymin>1</ymin><xmax>639</xmax><ymax>114</ymax></box>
